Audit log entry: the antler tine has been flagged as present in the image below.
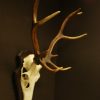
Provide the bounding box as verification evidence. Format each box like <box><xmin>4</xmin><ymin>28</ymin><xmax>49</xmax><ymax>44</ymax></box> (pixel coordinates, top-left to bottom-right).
<box><xmin>59</xmin><ymin>8</ymin><xmax>87</xmax><ymax>39</ymax></box>
<box><xmin>33</xmin><ymin>0</ymin><xmax>61</xmax><ymax>24</ymax></box>
<box><xmin>40</xmin><ymin>59</ymin><xmax>71</xmax><ymax>72</ymax></box>
<box><xmin>32</xmin><ymin>0</ymin><xmax>61</xmax><ymax>56</ymax></box>
<box><xmin>46</xmin><ymin>8</ymin><xmax>87</xmax><ymax>55</ymax></box>
<box><xmin>59</xmin><ymin>8</ymin><xmax>82</xmax><ymax>33</ymax></box>
<box><xmin>38</xmin><ymin>11</ymin><xmax>61</xmax><ymax>26</ymax></box>
<box><xmin>33</xmin><ymin>0</ymin><xmax>39</xmax><ymax>23</ymax></box>
<box><xmin>40</xmin><ymin>8</ymin><xmax>87</xmax><ymax>72</ymax></box>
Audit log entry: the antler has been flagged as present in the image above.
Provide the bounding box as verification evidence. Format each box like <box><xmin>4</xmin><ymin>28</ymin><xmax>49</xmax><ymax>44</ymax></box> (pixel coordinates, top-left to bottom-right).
<box><xmin>32</xmin><ymin>0</ymin><xmax>87</xmax><ymax>72</ymax></box>
<box><xmin>32</xmin><ymin>0</ymin><xmax>61</xmax><ymax>56</ymax></box>
<box><xmin>40</xmin><ymin>8</ymin><xmax>87</xmax><ymax>72</ymax></box>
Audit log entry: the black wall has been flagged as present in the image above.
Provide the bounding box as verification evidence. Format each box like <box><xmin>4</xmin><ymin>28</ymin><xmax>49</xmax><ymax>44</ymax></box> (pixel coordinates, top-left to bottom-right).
<box><xmin>0</xmin><ymin>0</ymin><xmax>100</xmax><ymax>100</ymax></box>
<box><xmin>56</xmin><ymin>0</ymin><xmax>100</xmax><ymax>100</ymax></box>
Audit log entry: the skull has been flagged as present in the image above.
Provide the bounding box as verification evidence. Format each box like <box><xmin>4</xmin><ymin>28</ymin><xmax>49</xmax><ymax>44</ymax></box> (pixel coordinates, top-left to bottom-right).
<box><xmin>20</xmin><ymin>54</ymin><xmax>42</xmax><ymax>100</ymax></box>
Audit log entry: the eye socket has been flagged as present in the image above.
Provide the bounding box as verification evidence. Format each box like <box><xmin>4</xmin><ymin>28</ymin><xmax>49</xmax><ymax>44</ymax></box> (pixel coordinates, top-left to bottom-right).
<box><xmin>22</xmin><ymin>74</ymin><xmax>28</xmax><ymax>80</ymax></box>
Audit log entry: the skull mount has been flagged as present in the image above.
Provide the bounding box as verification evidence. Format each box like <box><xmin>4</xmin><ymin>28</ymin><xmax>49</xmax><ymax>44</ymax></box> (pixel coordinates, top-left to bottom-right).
<box><xmin>15</xmin><ymin>0</ymin><xmax>87</xmax><ymax>99</ymax></box>
<box><xmin>21</xmin><ymin>54</ymin><xmax>42</xmax><ymax>100</ymax></box>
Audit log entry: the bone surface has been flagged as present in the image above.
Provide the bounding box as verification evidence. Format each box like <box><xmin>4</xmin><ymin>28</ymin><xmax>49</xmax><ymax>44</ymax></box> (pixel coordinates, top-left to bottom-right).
<box><xmin>21</xmin><ymin>54</ymin><xmax>42</xmax><ymax>100</ymax></box>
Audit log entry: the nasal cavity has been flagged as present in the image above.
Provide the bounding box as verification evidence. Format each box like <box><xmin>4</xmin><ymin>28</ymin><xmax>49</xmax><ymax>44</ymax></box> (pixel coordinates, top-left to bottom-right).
<box><xmin>26</xmin><ymin>83</ymin><xmax>30</xmax><ymax>88</ymax></box>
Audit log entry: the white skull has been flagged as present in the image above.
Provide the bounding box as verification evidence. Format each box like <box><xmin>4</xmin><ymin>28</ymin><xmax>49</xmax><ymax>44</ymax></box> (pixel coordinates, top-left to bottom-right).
<box><xmin>21</xmin><ymin>54</ymin><xmax>42</xmax><ymax>100</ymax></box>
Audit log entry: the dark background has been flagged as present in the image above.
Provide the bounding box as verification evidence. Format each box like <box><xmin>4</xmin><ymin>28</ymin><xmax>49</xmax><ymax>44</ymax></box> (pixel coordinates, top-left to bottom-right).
<box><xmin>0</xmin><ymin>0</ymin><xmax>100</xmax><ymax>100</ymax></box>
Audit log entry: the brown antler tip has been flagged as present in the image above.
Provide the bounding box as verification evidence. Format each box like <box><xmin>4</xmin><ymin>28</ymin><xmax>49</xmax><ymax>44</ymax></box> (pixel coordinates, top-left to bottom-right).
<box><xmin>38</xmin><ymin>11</ymin><xmax>61</xmax><ymax>25</ymax></box>
<box><xmin>77</xmin><ymin>11</ymin><xmax>83</xmax><ymax>15</ymax></box>
<box><xmin>81</xmin><ymin>33</ymin><xmax>87</xmax><ymax>36</ymax></box>
<box><xmin>83</xmin><ymin>33</ymin><xmax>87</xmax><ymax>36</ymax></box>
<box><xmin>76</xmin><ymin>8</ymin><xmax>84</xmax><ymax>15</ymax></box>
<box><xmin>80</xmin><ymin>33</ymin><xmax>87</xmax><ymax>38</ymax></box>
<box><xmin>57</xmin><ymin>11</ymin><xmax>61</xmax><ymax>13</ymax></box>
<box><xmin>60</xmin><ymin>66</ymin><xmax>72</xmax><ymax>71</ymax></box>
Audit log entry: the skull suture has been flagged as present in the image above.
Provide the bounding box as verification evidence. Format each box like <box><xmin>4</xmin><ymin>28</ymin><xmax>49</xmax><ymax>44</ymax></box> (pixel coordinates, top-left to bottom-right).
<box><xmin>21</xmin><ymin>54</ymin><xmax>42</xmax><ymax>100</ymax></box>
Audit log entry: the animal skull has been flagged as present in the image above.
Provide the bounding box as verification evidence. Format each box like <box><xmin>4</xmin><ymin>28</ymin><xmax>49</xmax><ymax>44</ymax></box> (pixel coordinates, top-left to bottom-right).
<box><xmin>21</xmin><ymin>54</ymin><xmax>42</xmax><ymax>100</ymax></box>
<box><xmin>16</xmin><ymin>0</ymin><xmax>87</xmax><ymax>99</ymax></box>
